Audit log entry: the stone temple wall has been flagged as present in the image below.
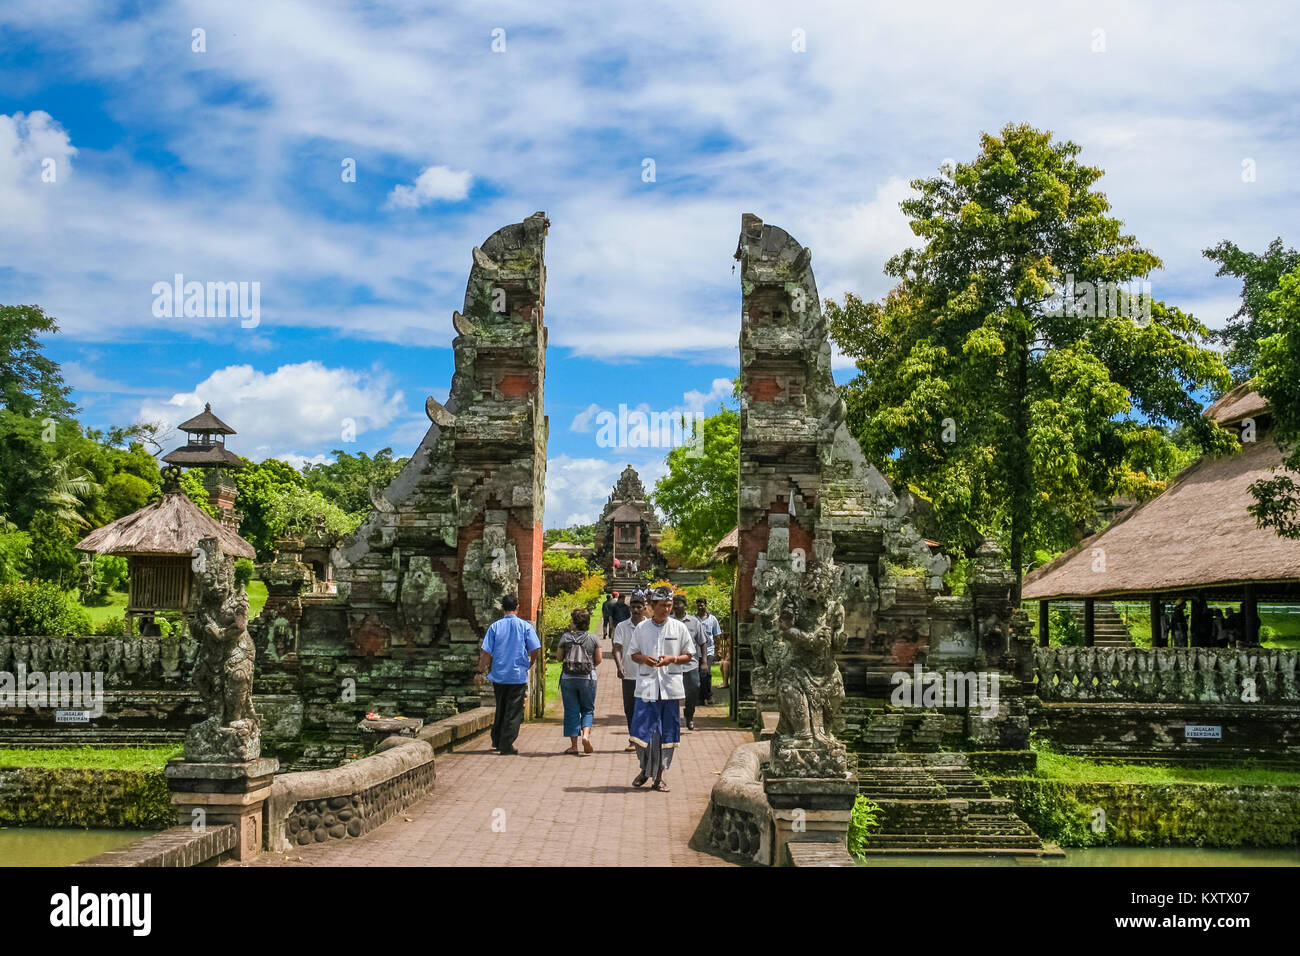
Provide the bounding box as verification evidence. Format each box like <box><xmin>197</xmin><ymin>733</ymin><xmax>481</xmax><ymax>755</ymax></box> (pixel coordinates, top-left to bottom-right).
<box><xmin>733</xmin><ymin>214</ymin><xmax>1033</xmax><ymax>750</ymax></box>
<box><xmin>262</xmin><ymin>213</ymin><xmax>550</xmax><ymax>766</ymax></box>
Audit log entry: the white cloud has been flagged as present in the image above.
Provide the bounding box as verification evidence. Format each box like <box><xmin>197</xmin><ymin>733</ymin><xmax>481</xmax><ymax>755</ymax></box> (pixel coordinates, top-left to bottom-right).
<box><xmin>681</xmin><ymin>378</ymin><xmax>734</xmax><ymax>414</ymax></box>
<box><xmin>545</xmin><ymin>454</ymin><xmax>668</xmax><ymax>529</ymax></box>
<box><xmin>569</xmin><ymin>402</ymin><xmax>602</xmax><ymax>433</ymax></box>
<box><xmin>139</xmin><ymin>361</ymin><xmax>406</xmax><ymax>461</ymax></box>
<box><xmin>0</xmin><ymin>110</ymin><xmax>76</xmax><ymax>225</ymax></box>
<box><xmin>61</xmin><ymin>361</ymin><xmax>156</xmax><ymax>395</ymax></box>
<box><xmin>386</xmin><ymin>165</ymin><xmax>472</xmax><ymax>209</ymax></box>
<box><xmin>4</xmin><ymin>0</ymin><xmax>1299</xmax><ymax>373</ymax></box>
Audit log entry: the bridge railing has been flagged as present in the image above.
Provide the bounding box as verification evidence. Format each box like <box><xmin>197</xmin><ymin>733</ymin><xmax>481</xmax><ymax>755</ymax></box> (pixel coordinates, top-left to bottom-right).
<box><xmin>1033</xmin><ymin>646</ymin><xmax>1300</xmax><ymax>703</ymax></box>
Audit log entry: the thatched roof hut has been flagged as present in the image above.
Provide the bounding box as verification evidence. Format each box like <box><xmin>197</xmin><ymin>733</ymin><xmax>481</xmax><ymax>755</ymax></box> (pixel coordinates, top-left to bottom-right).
<box><xmin>1023</xmin><ymin>387</ymin><xmax>1299</xmax><ymax>646</ymax></box>
<box><xmin>1022</xmin><ymin>434</ymin><xmax>1300</xmax><ymax>601</ymax></box>
<box><xmin>546</xmin><ymin>541</ymin><xmax>585</xmax><ymax>554</ymax></box>
<box><xmin>77</xmin><ymin>485</ymin><xmax>255</xmax><ymax>628</ymax></box>
<box><xmin>713</xmin><ymin>527</ymin><xmax>738</xmax><ymax>561</ymax></box>
<box><xmin>77</xmin><ymin>490</ymin><xmax>255</xmax><ymax>560</ymax></box>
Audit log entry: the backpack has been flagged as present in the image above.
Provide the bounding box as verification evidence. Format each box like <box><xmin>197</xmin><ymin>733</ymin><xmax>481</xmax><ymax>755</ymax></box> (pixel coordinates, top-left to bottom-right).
<box><xmin>561</xmin><ymin>632</ymin><xmax>594</xmax><ymax>676</ymax></box>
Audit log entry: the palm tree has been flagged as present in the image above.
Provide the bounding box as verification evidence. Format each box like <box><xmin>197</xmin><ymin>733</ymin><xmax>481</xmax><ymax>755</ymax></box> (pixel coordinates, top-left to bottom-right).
<box><xmin>44</xmin><ymin>458</ymin><xmax>100</xmax><ymax>530</ymax></box>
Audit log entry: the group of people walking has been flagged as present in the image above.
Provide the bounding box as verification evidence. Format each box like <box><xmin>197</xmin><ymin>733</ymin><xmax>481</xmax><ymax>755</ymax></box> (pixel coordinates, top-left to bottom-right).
<box><xmin>474</xmin><ymin>587</ymin><xmax>722</xmax><ymax>792</ymax></box>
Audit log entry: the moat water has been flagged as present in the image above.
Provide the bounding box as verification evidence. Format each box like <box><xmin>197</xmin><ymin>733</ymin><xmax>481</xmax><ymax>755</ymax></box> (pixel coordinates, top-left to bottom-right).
<box><xmin>857</xmin><ymin>847</ymin><xmax>1300</xmax><ymax>866</ymax></box>
<box><xmin>0</xmin><ymin>828</ymin><xmax>151</xmax><ymax>867</ymax></box>
<box><xmin>0</xmin><ymin>829</ymin><xmax>1296</xmax><ymax>867</ymax></box>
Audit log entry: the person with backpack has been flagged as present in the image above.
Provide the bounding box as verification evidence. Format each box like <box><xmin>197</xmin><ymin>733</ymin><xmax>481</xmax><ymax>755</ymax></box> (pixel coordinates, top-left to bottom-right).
<box><xmin>556</xmin><ymin>607</ymin><xmax>601</xmax><ymax>755</ymax></box>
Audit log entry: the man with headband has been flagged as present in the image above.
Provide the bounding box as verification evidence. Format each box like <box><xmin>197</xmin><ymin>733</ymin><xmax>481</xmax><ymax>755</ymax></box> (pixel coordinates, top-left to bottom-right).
<box><xmin>624</xmin><ymin>586</ymin><xmax>697</xmax><ymax>791</ymax></box>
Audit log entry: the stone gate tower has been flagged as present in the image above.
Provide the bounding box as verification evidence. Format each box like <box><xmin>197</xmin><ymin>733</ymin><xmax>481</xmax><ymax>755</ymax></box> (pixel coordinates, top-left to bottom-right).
<box><xmin>733</xmin><ymin>214</ymin><xmax>1032</xmax><ymax>750</ymax></box>
<box><xmin>283</xmin><ymin>213</ymin><xmax>549</xmax><ymax>762</ymax></box>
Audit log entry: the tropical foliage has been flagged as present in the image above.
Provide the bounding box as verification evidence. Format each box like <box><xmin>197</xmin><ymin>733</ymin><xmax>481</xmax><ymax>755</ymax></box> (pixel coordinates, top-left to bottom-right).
<box><xmin>653</xmin><ymin>408</ymin><xmax>739</xmax><ymax>562</ymax></box>
<box><xmin>1203</xmin><ymin>238</ymin><xmax>1299</xmax><ymax>385</ymax></box>
<box><xmin>829</xmin><ymin>124</ymin><xmax>1234</xmax><ymax>591</ymax></box>
<box><xmin>1247</xmin><ymin>263</ymin><xmax>1300</xmax><ymax>537</ymax></box>
<box><xmin>0</xmin><ymin>580</ymin><xmax>92</xmax><ymax>636</ymax></box>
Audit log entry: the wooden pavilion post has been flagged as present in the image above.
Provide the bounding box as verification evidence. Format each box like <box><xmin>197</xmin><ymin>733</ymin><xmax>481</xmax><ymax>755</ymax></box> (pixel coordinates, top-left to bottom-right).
<box><xmin>1150</xmin><ymin>595</ymin><xmax>1165</xmax><ymax>647</ymax></box>
<box><xmin>1084</xmin><ymin>598</ymin><xmax>1095</xmax><ymax>647</ymax></box>
<box><xmin>1244</xmin><ymin>583</ymin><xmax>1259</xmax><ymax>645</ymax></box>
<box><xmin>1038</xmin><ymin>600</ymin><xmax>1050</xmax><ymax>647</ymax></box>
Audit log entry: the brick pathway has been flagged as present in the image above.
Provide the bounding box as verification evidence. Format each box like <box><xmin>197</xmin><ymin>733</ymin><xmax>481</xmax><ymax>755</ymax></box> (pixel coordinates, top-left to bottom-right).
<box><xmin>248</xmin><ymin>637</ymin><xmax>749</xmax><ymax>866</ymax></box>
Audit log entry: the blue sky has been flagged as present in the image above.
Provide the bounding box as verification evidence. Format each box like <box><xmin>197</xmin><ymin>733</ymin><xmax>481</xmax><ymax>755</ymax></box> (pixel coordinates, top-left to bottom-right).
<box><xmin>2</xmin><ymin>1</ymin><xmax>1298</xmax><ymax>527</ymax></box>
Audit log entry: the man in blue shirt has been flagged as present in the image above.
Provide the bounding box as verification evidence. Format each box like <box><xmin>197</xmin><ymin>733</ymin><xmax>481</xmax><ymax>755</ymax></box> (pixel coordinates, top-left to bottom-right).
<box><xmin>475</xmin><ymin>593</ymin><xmax>541</xmax><ymax>755</ymax></box>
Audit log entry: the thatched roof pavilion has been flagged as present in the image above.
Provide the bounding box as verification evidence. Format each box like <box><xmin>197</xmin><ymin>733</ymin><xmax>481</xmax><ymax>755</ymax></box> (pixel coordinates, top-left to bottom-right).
<box><xmin>545</xmin><ymin>541</ymin><xmax>585</xmax><ymax>554</ymax></box>
<box><xmin>77</xmin><ymin>470</ymin><xmax>255</xmax><ymax>631</ymax></box>
<box><xmin>713</xmin><ymin>527</ymin><xmax>738</xmax><ymax>561</ymax></box>
<box><xmin>1023</xmin><ymin>385</ymin><xmax>1300</xmax><ymax>646</ymax></box>
<box><xmin>77</xmin><ymin>488</ymin><xmax>255</xmax><ymax>560</ymax></box>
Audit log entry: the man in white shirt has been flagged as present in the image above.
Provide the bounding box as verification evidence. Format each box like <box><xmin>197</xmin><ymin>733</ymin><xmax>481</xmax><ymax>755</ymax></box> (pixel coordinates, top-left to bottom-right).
<box><xmin>694</xmin><ymin>597</ymin><xmax>722</xmax><ymax>706</ymax></box>
<box><xmin>612</xmin><ymin>592</ymin><xmax>647</xmax><ymax>752</ymax></box>
<box><xmin>625</xmin><ymin>586</ymin><xmax>696</xmax><ymax>792</ymax></box>
<box><xmin>672</xmin><ymin>593</ymin><xmax>704</xmax><ymax>731</ymax></box>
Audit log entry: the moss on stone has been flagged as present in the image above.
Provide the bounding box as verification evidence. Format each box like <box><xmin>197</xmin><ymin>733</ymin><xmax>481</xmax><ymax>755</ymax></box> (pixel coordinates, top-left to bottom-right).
<box><xmin>989</xmin><ymin>777</ymin><xmax>1300</xmax><ymax>847</ymax></box>
<box><xmin>0</xmin><ymin>767</ymin><xmax>173</xmax><ymax>829</ymax></box>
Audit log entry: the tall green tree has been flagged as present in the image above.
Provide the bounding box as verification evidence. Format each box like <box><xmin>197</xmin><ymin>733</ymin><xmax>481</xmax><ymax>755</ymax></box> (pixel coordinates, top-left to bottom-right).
<box><xmin>829</xmin><ymin>124</ymin><xmax>1233</xmax><ymax>595</ymax></box>
<box><xmin>232</xmin><ymin>458</ymin><xmax>307</xmax><ymax>559</ymax></box>
<box><xmin>653</xmin><ymin>408</ymin><xmax>739</xmax><ymax>560</ymax></box>
<box><xmin>544</xmin><ymin>524</ymin><xmax>596</xmax><ymax>547</ymax></box>
<box><xmin>1246</xmin><ymin>263</ymin><xmax>1300</xmax><ymax>537</ymax></box>
<box><xmin>1203</xmin><ymin>238</ymin><xmax>1299</xmax><ymax>384</ymax></box>
<box><xmin>302</xmin><ymin>447</ymin><xmax>407</xmax><ymax>516</ymax></box>
<box><xmin>0</xmin><ymin>304</ymin><xmax>77</xmax><ymax>419</ymax></box>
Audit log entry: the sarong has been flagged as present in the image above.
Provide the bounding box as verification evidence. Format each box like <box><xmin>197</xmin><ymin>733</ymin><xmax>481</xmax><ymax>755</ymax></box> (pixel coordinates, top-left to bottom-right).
<box><xmin>630</xmin><ymin>698</ymin><xmax>681</xmax><ymax>779</ymax></box>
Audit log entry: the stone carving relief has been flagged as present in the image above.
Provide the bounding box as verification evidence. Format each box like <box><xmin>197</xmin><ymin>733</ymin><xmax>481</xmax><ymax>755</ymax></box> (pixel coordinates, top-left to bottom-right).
<box><xmin>462</xmin><ymin>514</ymin><xmax>519</xmax><ymax>631</ymax></box>
<box><xmin>186</xmin><ymin>536</ymin><xmax>260</xmax><ymax>762</ymax></box>
<box><xmin>752</xmin><ymin>558</ymin><xmax>850</xmax><ymax>778</ymax></box>
<box><xmin>399</xmin><ymin>554</ymin><xmax>449</xmax><ymax>645</ymax></box>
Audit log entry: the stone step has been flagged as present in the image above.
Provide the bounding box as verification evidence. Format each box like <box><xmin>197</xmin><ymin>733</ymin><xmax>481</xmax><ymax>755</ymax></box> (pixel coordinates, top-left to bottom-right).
<box><xmin>0</xmin><ymin>729</ymin><xmax>185</xmax><ymax>747</ymax></box>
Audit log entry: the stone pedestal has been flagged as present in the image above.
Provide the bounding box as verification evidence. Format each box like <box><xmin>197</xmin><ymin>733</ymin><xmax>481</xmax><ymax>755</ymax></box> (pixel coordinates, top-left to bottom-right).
<box><xmin>764</xmin><ymin>775</ymin><xmax>858</xmax><ymax>868</ymax></box>
<box><xmin>166</xmin><ymin>758</ymin><xmax>279</xmax><ymax>863</ymax></box>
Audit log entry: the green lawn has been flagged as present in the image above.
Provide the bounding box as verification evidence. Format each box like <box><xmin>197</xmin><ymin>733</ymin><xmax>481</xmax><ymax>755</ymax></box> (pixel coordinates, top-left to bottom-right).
<box><xmin>1030</xmin><ymin>747</ymin><xmax>1300</xmax><ymax>787</ymax></box>
<box><xmin>76</xmin><ymin>580</ymin><xmax>268</xmax><ymax>631</ymax></box>
<box><xmin>81</xmin><ymin>590</ymin><xmax>127</xmax><ymax>628</ymax></box>
<box><xmin>1114</xmin><ymin>602</ymin><xmax>1300</xmax><ymax>650</ymax></box>
<box><xmin>0</xmin><ymin>746</ymin><xmax>181</xmax><ymax>771</ymax></box>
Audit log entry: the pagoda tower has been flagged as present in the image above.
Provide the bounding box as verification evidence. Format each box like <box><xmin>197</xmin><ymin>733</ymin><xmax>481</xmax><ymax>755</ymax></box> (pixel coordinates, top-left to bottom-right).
<box><xmin>162</xmin><ymin>402</ymin><xmax>246</xmax><ymax>527</ymax></box>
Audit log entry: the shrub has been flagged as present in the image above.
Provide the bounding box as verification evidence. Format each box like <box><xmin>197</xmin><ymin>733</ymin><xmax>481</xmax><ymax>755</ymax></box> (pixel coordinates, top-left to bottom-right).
<box><xmin>682</xmin><ymin>575</ymin><xmax>733</xmax><ymax>617</ymax></box>
<box><xmin>233</xmin><ymin>558</ymin><xmax>255</xmax><ymax>588</ymax></box>
<box><xmin>541</xmin><ymin>573</ymin><xmax>607</xmax><ymax>643</ymax></box>
<box><xmin>0</xmin><ymin>580</ymin><xmax>92</xmax><ymax>636</ymax></box>
<box><xmin>542</xmin><ymin>592</ymin><xmax>586</xmax><ymax>642</ymax></box>
<box><xmin>81</xmin><ymin>554</ymin><xmax>128</xmax><ymax>604</ymax></box>
<box><xmin>542</xmin><ymin>550</ymin><xmax>587</xmax><ymax>573</ymax></box>
<box><xmin>0</xmin><ymin>529</ymin><xmax>31</xmax><ymax>585</ymax></box>
<box><xmin>1050</xmin><ymin>606</ymin><xmax>1084</xmax><ymax>646</ymax></box>
<box><xmin>544</xmin><ymin>569</ymin><xmax>584</xmax><ymax>596</ymax></box>
<box><xmin>93</xmin><ymin>615</ymin><xmax>126</xmax><ymax>637</ymax></box>
<box><xmin>573</xmin><ymin>572</ymin><xmax>606</xmax><ymax>606</ymax></box>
